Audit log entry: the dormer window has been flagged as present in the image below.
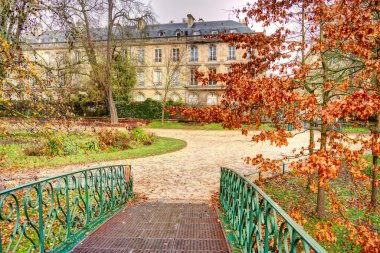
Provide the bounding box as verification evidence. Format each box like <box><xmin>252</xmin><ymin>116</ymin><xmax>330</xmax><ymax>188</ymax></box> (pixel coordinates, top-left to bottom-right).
<box><xmin>211</xmin><ymin>30</ymin><xmax>218</xmax><ymax>35</ymax></box>
<box><xmin>230</xmin><ymin>29</ymin><xmax>237</xmax><ymax>34</ymax></box>
<box><xmin>175</xmin><ymin>30</ymin><xmax>182</xmax><ymax>37</ymax></box>
<box><xmin>158</xmin><ymin>31</ymin><xmax>165</xmax><ymax>37</ymax></box>
<box><xmin>193</xmin><ymin>31</ymin><xmax>200</xmax><ymax>36</ymax></box>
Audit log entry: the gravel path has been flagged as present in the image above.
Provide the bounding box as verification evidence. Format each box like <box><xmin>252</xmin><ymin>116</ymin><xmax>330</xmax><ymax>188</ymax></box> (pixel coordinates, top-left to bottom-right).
<box><xmin>1</xmin><ymin>129</ymin><xmax>311</xmax><ymax>201</ymax></box>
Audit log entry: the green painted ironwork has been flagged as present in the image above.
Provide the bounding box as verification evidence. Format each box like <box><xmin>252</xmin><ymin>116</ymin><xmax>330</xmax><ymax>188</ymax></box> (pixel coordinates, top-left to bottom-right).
<box><xmin>0</xmin><ymin>165</ymin><xmax>133</xmax><ymax>253</ymax></box>
<box><xmin>219</xmin><ymin>167</ymin><xmax>327</xmax><ymax>253</ymax></box>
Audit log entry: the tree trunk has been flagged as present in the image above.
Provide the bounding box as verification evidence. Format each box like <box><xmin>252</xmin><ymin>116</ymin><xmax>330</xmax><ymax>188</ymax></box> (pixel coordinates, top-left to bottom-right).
<box><xmin>371</xmin><ymin>152</ymin><xmax>378</xmax><ymax>209</ymax></box>
<box><xmin>307</xmin><ymin>118</ymin><xmax>315</xmax><ymax>190</ymax></box>
<box><xmin>370</xmin><ymin>114</ymin><xmax>379</xmax><ymax>209</ymax></box>
<box><xmin>316</xmin><ymin>179</ymin><xmax>326</xmax><ymax>217</ymax></box>
<box><xmin>161</xmin><ymin>101</ymin><xmax>166</xmax><ymax>126</ymax></box>
<box><xmin>105</xmin><ymin>0</ymin><xmax>118</xmax><ymax>125</ymax></box>
<box><xmin>316</xmin><ymin>122</ymin><xmax>327</xmax><ymax>218</ymax></box>
<box><xmin>107</xmin><ymin>85</ymin><xmax>118</xmax><ymax>125</ymax></box>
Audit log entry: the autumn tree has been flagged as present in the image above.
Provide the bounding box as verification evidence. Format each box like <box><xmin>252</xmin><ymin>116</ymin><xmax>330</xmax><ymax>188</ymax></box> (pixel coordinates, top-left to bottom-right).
<box><xmin>320</xmin><ymin>0</ymin><xmax>380</xmax><ymax>209</ymax></box>
<box><xmin>175</xmin><ymin>0</ymin><xmax>379</xmax><ymax>220</ymax></box>
<box><xmin>0</xmin><ymin>1</ymin><xmax>59</xmax><ymax>119</ymax></box>
<box><xmin>50</xmin><ymin>0</ymin><xmax>154</xmax><ymax>124</ymax></box>
<box><xmin>0</xmin><ymin>0</ymin><xmax>41</xmax><ymax>46</ymax></box>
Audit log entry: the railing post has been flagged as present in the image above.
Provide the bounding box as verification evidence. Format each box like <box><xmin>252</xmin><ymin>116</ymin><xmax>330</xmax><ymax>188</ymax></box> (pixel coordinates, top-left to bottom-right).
<box><xmin>65</xmin><ymin>175</ymin><xmax>71</xmax><ymax>240</ymax></box>
<box><xmin>84</xmin><ymin>170</ymin><xmax>89</xmax><ymax>227</ymax></box>
<box><xmin>99</xmin><ymin>169</ymin><xmax>104</xmax><ymax>216</ymax></box>
<box><xmin>111</xmin><ymin>167</ymin><xmax>115</xmax><ymax>209</ymax></box>
<box><xmin>38</xmin><ymin>184</ymin><xmax>45</xmax><ymax>253</ymax></box>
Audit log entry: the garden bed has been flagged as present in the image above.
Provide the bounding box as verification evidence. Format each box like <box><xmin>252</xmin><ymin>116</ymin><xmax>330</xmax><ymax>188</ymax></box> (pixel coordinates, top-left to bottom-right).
<box><xmin>258</xmin><ymin>171</ymin><xmax>380</xmax><ymax>252</ymax></box>
<box><xmin>0</xmin><ymin>128</ymin><xmax>186</xmax><ymax>171</ymax></box>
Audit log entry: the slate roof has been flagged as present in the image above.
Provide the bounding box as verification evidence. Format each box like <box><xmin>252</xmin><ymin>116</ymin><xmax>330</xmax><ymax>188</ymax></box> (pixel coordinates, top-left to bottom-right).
<box><xmin>25</xmin><ymin>20</ymin><xmax>252</xmax><ymax>44</ymax></box>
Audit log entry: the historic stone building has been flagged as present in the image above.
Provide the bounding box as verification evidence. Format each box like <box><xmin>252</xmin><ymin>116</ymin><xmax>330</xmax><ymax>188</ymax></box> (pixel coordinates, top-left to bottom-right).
<box><xmin>24</xmin><ymin>15</ymin><xmax>252</xmax><ymax>106</ymax></box>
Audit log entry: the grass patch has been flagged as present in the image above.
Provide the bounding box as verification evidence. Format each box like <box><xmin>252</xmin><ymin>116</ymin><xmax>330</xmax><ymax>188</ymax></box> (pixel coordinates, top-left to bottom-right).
<box><xmin>341</xmin><ymin>126</ymin><xmax>371</xmax><ymax>134</ymax></box>
<box><xmin>259</xmin><ymin>173</ymin><xmax>379</xmax><ymax>252</ymax></box>
<box><xmin>1</xmin><ymin>135</ymin><xmax>186</xmax><ymax>170</ymax></box>
<box><xmin>146</xmin><ymin>121</ymin><xmax>275</xmax><ymax>130</ymax></box>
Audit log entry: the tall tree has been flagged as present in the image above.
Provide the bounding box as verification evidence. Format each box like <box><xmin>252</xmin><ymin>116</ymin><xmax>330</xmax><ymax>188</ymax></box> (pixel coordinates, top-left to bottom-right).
<box><xmin>51</xmin><ymin>0</ymin><xmax>154</xmax><ymax>124</ymax></box>
<box><xmin>176</xmin><ymin>0</ymin><xmax>379</xmax><ymax>219</ymax></box>
<box><xmin>0</xmin><ymin>0</ymin><xmax>40</xmax><ymax>46</ymax></box>
<box><xmin>152</xmin><ymin>45</ymin><xmax>185</xmax><ymax>126</ymax></box>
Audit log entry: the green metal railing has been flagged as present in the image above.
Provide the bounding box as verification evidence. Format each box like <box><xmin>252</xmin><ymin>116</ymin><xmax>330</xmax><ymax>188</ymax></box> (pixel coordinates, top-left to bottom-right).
<box><xmin>219</xmin><ymin>167</ymin><xmax>327</xmax><ymax>253</ymax></box>
<box><xmin>0</xmin><ymin>165</ymin><xmax>133</xmax><ymax>253</ymax></box>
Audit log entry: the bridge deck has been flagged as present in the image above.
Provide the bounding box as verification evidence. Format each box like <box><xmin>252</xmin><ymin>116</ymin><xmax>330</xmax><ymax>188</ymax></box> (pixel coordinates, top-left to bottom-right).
<box><xmin>71</xmin><ymin>202</ymin><xmax>229</xmax><ymax>253</ymax></box>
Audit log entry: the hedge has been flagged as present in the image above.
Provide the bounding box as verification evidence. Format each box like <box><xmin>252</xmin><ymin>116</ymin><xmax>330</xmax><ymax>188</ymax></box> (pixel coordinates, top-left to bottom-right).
<box><xmin>116</xmin><ymin>99</ymin><xmax>183</xmax><ymax>120</ymax></box>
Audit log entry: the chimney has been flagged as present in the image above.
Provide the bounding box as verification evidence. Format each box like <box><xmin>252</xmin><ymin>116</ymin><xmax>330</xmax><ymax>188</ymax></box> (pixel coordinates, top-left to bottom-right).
<box><xmin>137</xmin><ymin>18</ymin><xmax>146</xmax><ymax>30</ymax></box>
<box><xmin>187</xmin><ymin>14</ymin><xmax>195</xmax><ymax>28</ymax></box>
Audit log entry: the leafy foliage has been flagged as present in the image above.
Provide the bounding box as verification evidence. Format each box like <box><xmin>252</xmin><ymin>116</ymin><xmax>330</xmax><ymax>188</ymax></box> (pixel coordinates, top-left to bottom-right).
<box><xmin>116</xmin><ymin>99</ymin><xmax>182</xmax><ymax>119</ymax></box>
<box><xmin>112</xmin><ymin>54</ymin><xmax>137</xmax><ymax>103</ymax></box>
<box><xmin>172</xmin><ymin>0</ymin><xmax>380</xmax><ymax>250</ymax></box>
<box><xmin>130</xmin><ymin>127</ymin><xmax>156</xmax><ymax>145</ymax></box>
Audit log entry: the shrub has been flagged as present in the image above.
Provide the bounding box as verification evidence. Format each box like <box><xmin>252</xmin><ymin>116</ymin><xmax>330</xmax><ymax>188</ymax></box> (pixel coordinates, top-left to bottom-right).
<box><xmin>84</xmin><ymin>140</ymin><xmax>98</xmax><ymax>151</ymax></box>
<box><xmin>96</xmin><ymin>129</ymin><xmax>131</xmax><ymax>150</ymax></box>
<box><xmin>24</xmin><ymin>141</ymin><xmax>50</xmax><ymax>156</ymax></box>
<box><xmin>47</xmin><ymin>137</ymin><xmax>62</xmax><ymax>156</ymax></box>
<box><xmin>130</xmin><ymin>128</ymin><xmax>156</xmax><ymax>145</ymax></box>
<box><xmin>63</xmin><ymin>142</ymin><xmax>79</xmax><ymax>155</ymax></box>
<box><xmin>116</xmin><ymin>99</ymin><xmax>183</xmax><ymax>119</ymax></box>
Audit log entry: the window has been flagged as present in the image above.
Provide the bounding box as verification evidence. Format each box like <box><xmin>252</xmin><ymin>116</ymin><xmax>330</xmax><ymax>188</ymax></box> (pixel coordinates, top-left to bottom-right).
<box><xmin>171</xmin><ymin>93</ymin><xmax>180</xmax><ymax>102</ymax></box>
<box><xmin>245</xmin><ymin>51</ymin><xmax>251</xmax><ymax>60</ymax></box>
<box><xmin>137</xmin><ymin>48</ymin><xmax>145</xmax><ymax>63</ymax></box>
<box><xmin>137</xmin><ymin>71</ymin><xmax>145</xmax><ymax>86</ymax></box>
<box><xmin>175</xmin><ymin>30</ymin><xmax>182</xmax><ymax>37</ymax></box>
<box><xmin>172</xmin><ymin>70</ymin><xmax>180</xmax><ymax>86</ymax></box>
<box><xmin>57</xmin><ymin>52</ymin><xmax>65</xmax><ymax>65</ymax></box>
<box><xmin>188</xmin><ymin>94</ymin><xmax>198</xmax><ymax>105</ymax></box>
<box><xmin>153</xmin><ymin>93</ymin><xmax>162</xmax><ymax>101</ymax></box>
<box><xmin>58</xmin><ymin>72</ymin><xmax>65</xmax><ymax>87</ymax></box>
<box><xmin>209</xmin><ymin>45</ymin><xmax>217</xmax><ymax>61</ymax></box>
<box><xmin>211</xmin><ymin>30</ymin><xmax>218</xmax><ymax>35</ymax></box>
<box><xmin>45</xmin><ymin>71</ymin><xmax>52</xmax><ymax>87</ymax></box>
<box><xmin>153</xmin><ymin>70</ymin><xmax>162</xmax><ymax>85</ymax></box>
<box><xmin>230</xmin><ymin>29</ymin><xmax>237</xmax><ymax>34</ymax></box>
<box><xmin>190</xmin><ymin>46</ymin><xmax>198</xmax><ymax>62</ymax></box>
<box><xmin>75</xmin><ymin>51</ymin><xmax>81</xmax><ymax>63</ymax></box>
<box><xmin>44</xmin><ymin>52</ymin><xmax>51</xmax><ymax>65</ymax></box>
<box><xmin>155</xmin><ymin>48</ymin><xmax>162</xmax><ymax>62</ymax></box>
<box><xmin>136</xmin><ymin>93</ymin><xmax>145</xmax><ymax>102</ymax></box>
<box><xmin>207</xmin><ymin>93</ymin><xmax>218</xmax><ymax>106</ymax></box>
<box><xmin>73</xmin><ymin>74</ymin><xmax>81</xmax><ymax>87</ymax></box>
<box><xmin>193</xmin><ymin>31</ymin><xmax>200</xmax><ymax>36</ymax></box>
<box><xmin>208</xmin><ymin>67</ymin><xmax>217</xmax><ymax>85</ymax></box>
<box><xmin>190</xmin><ymin>69</ymin><xmax>198</xmax><ymax>85</ymax></box>
<box><xmin>172</xmin><ymin>48</ymin><xmax>180</xmax><ymax>62</ymax></box>
<box><xmin>228</xmin><ymin>45</ymin><xmax>236</xmax><ymax>60</ymax></box>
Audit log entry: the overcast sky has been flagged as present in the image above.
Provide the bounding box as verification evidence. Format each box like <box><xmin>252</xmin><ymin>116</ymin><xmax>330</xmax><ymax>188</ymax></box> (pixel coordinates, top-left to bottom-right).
<box><xmin>144</xmin><ymin>0</ymin><xmax>250</xmax><ymax>24</ymax></box>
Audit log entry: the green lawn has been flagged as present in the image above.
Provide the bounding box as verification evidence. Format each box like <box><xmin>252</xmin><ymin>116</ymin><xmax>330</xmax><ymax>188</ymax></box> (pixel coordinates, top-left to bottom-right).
<box><xmin>259</xmin><ymin>173</ymin><xmax>379</xmax><ymax>252</ymax></box>
<box><xmin>146</xmin><ymin>121</ymin><xmax>275</xmax><ymax>130</ymax></box>
<box><xmin>0</xmin><ymin>136</ymin><xmax>186</xmax><ymax>170</ymax></box>
<box><xmin>341</xmin><ymin>126</ymin><xmax>371</xmax><ymax>134</ymax></box>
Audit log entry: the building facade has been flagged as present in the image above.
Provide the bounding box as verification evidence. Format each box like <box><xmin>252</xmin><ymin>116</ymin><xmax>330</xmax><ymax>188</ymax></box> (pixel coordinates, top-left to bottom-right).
<box><xmin>24</xmin><ymin>15</ymin><xmax>252</xmax><ymax>106</ymax></box>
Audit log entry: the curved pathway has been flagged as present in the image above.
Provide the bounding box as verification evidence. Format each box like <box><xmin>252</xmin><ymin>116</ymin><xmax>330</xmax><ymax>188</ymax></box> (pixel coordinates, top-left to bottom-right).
<box><xmin>3</xmin><ymin>129</ymin><xmax>311</xmax><ymax>201</ymax></box>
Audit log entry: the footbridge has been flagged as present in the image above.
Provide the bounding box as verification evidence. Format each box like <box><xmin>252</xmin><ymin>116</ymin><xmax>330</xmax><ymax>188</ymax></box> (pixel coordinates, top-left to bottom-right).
<box><xmin>0</xmin><ymin>165</ymin><xmax>326</xmax><ymax>253</ymax></box>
